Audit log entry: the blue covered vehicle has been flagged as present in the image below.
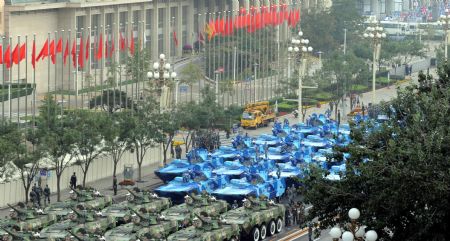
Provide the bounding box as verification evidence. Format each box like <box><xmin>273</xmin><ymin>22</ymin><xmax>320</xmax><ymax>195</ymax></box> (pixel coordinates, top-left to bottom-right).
<box><xmin>154</xmin><ymin>173</ymin><xmax>227</xmax><ymax>204</ymax></box>
<box><xmin>212</xmin><ymin>173</ymin><xmax>285</xmax><ymax>203</ymax></box>
<box><xmin>154</xmin><ymin>159</ymin><xmax>192</xmax><ymax>182</ymax></box>
<box><xmin>212</xmin><ymin>161</ymin><xmax>249</xmax><ymax>179</ymax></box>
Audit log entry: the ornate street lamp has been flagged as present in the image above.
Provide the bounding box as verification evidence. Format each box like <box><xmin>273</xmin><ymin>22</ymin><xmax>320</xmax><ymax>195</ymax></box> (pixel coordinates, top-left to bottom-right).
<box><xmin>329</xmin><ymin>208</ymin><xmax>378</xmax><ymax>241</ymax></box>
<box><xmin>438</xmin><ymin>9</ymin><xmax>450</xmax><ymax>61</ymax></box>
<box><xmin>288</xmin><ymin>31</ymin><xmax>315</xmax><ymax>121</ymax></box>
<box><xmin>363</xmin><ymin>20</ymin><xmax>386</xmax><ymax>106</ymax></box>
<box><xmin>147</xmin><ymin>54</ymin><xmax>177</xmax><ymax>110</ymax></box>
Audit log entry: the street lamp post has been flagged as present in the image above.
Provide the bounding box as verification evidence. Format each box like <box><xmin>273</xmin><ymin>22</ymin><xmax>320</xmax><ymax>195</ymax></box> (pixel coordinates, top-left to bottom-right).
<box><xmin>363</xmin><ymin>21</ymin><xmax>386</xmax><ymax>106</ymax></box>
<box><xmin>214</xmin><ymin>70</ymin><xmax>220</xmax><ymax>104</ymax></box>
<box><xmin>288</xmin><ymin>31</ymin><xmax>314</xmax><ymax>120</ymax></box>
<box><xmin>146</xmin><ymin>53</ymin><xmax>177</xmax><ymax>111</ymax></box>
<box><xmin>438</xmin><ymin>9</ymin><xmax>450</xmax><ymax>61</ymax></box>
<box><xmin>329</xmin><ymin>208</ymin><xmax>378</xmax><ymax>241</ymax></box>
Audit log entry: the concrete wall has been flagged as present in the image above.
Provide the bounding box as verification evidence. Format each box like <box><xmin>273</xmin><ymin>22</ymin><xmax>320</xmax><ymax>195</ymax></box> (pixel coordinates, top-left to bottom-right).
<box><xmin>0</xmin><ymin>146</ymin><xmax>161</xmax><ymax>208</ymax></box>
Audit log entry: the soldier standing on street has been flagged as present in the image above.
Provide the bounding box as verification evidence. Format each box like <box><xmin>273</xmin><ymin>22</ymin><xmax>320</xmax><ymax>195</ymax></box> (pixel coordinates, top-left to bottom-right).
<box><xmin>70</xmin><ymin>172</ymin><xmax>77</xmax><ymax>189</ymax></box>
<box><xmin>29</xmin><ymin>189</ymin><xmax>36</xmax><ymax>207</ymax></box>
<box><xmin>308</xmin><ymin>223</ymin><xmax>313</xmax><ymax>241</ymax></box>
<box><xmin>113</xmin><ymin>175</ymin><xmax>118</xmax><ymax>195</ymax></box>
<box><xmin>292</xmin><ymin>202</ymin><xmax>298</xmax><ymax>225</ymax></box>
<box><xmin>297</xmin><ymin>202</ymin><xmax>305</xmax><ymax>228</ymax></box>
<box><xmin>35</xmin><ymin>184</ymin><xmax>42</xmax><ymax>207</ymax></box>
<box><xmin>43</xmin><ymin>185</ymin><xmax>50</xmax><ymax>206</ymax></box>
<box><xmin>175</xmin><ymin>145</ymin><xmax>182</xmax><ymax>159</ymax></box>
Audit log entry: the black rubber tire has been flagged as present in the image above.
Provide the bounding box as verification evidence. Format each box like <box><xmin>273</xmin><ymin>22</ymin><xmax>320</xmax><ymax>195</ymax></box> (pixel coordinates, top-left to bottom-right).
<box><xmin>251</xmin><ymin>226</ymin><xmax>260</xmax><ymax>241</ymax></box>
<box><xmin>260</xmin><ymin>224</ymin><xmax>267</xmax><ymax>240</ymax></box>
<box><xmin>276</xmin><ymin>217</ymin><xmax>283</xmax><ymax>233</ymax></box>
<box><xmin>268</xmin><ymin>220</ymin><xmax>276</xmax><ymax>236</ymax></box>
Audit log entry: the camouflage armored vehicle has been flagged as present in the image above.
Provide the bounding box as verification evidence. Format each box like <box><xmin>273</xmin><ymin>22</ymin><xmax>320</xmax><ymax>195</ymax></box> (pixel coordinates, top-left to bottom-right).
<box><xmin>167</xmin><ymin>212</ymin><xmax>240</xmax><ymax>241</ymax></box>
<box><xmin>101</xmin><ymin>189</ymin><xmax>171</xmax><ymax>223</ymax></box>
<box><xmin>161</xmin><ymin>193</ymin><xmax>228</xmax><ymax>227</ymax></box>
<box><xmin>6</xmin><ymin>204</ymin><xmax>57</xmax><ymax>232</ymax></box>
<box><xmin>103</xmin><ymin>209</ymin><xmax>178</xmax><ymax>241</ymax></box>
<box><xmin>44</xmin><ymin>188</ymin><xmax>112</xmax><ymax>218</ymax></box>
<box><xmin>37</xmin><ymin>219</ymin><xmax>75</xmax><ymax>240</ymax></box>
<box><xmin>68</xmin><ymin>207</ymin><xmax>116</xmax><ymax>236</ymax></box>
<box><xmin>0</xmin><ymin>227</ymin><xmax>43</xmax><ymax>241</ymax></box>
<box><xmin>220</xmin><ymin>196</ymin><xmax>285</xmax><ymax>241</ymax></box>
<box><xmin>65</xmin><ymin>230</ymin><xmax>103</xmax><ymax>241</ymax></box>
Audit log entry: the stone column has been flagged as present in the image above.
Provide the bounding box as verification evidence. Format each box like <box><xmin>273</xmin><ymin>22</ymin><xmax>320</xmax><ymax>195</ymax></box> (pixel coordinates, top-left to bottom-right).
<box><xmin>371</xmin><ymin>0</ymin><xmax>379</xmax><ymax>18</ymax></box>
<box><xmin>176</xmin><ymin>4</ymin><xmax>183</xmax><ymax>57</ymax></box>
<box><xmin>164</xmin><ymin>3</ymin><xmax>171</xmax><ymax>58</ymax></box>
<box><xmin>152</xmin><ymin>2</ymin><xmax>158</xmax><ymax>59</ymax></box>
<box><xmin>187</xmin><ymin>4</ymin><xmax>195</xmax><ymax>46</ymax></box>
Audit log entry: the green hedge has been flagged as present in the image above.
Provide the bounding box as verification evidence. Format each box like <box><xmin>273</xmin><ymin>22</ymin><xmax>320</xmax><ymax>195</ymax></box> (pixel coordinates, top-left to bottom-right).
<box><xmin>0</xmin><ymin>84</ymin><xmax>35</xmax><ymax>102</ymax></box>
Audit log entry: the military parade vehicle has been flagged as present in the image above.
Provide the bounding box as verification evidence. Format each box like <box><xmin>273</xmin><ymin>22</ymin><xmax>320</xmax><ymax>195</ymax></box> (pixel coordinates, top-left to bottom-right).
<box><xmin>221</xmin><ymin>196</ymin><xmax>285</xmax><ymax>241</ymax></box>
<box><xmin>104</xmin><ymin>209</ymin><xmax>178</xmax><ymax>241</ymax></box>
<box><xmin>69</xmin><ymin>207</ymin><xmax>116</xmax><ymax>236</ymax></box>
<box><xmin>167</xmin><ymin>212</ymin><xmax>240</xmax><ymax>241</ymax></box>
<box><xmin>101</xmin><ymin>189</ymin><xmax>170</xmax><ymax>224</ymax></box>
<box><xmin>160</xmin><ymin>192</ymin><xmax>228</xmax><ymax>227</ymax></box>
<box><xmin>5</xmin><ymin>203</ymin><xmax>57</xmax><ymax>232</ymax></box>
<box><xmin>44</xmin><ymin>188</ymin><xmax>112</xmax><ymax>218</ymax></box>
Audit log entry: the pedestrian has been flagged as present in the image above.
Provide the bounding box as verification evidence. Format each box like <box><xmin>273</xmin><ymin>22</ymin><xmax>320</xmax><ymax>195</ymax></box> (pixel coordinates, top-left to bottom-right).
<box><xmin>70</xmin><ymin>172</ymin><xmax>77</xmax><ymax>189</ymax></box>
<box><xmin>329</xmin><ymin>101</ymin><xmax>333</xmax><ymax>113</ymax></box>
<box><xmin>308</xmin><ymin>223</ymin><xmax>313</xmax><ymax>241</ymax></box>
<box><xmin>337</xmin><ymin>110</ymin><xmax>341</xmax><ymax>126</ymax></box>
<box><xmin>292</xmin><ymin>203</ymin><xmax>298</xmax><ymax>225</ymax></box>
<box><xmin>113</xmin><ymin>175</ymin><xmax>118</xmax><ymax>196</ymax></box>
<box><xmin>362</xmin><ymin>104</ymin><xmax>365</xmax><ymax>116</ymax></box>
<box><xmin>29</xmin><ymin>190</ymin><xmax>36</xmax><ymax>207</ymax></box>
<box><xmin>43</xmin><ymin>185</ymin><xmax>50</xmax><ymax>206</ymax></box>
<box><xmin>226</xmin><ymin>129</ymin><xmax>230</xmax><ymax>139</ymax></box>
<box><xmin>170</xmin><ymin>143</ymin><xmax>175</xmax><ymax>159</ymax></box>
<box><xmin>297</xmin><ymin>202</ymin><xmax>305</xmax><ymax>228</ymax></box>
<box><xmin>175</xmin><ymin>145</ymin><xmax>182</xmax><ymax>159</ymax></box>
<box><xmin>287</xmin><ymin>208</ymin><xmax>293</xmax><ymax>227</ymax></box>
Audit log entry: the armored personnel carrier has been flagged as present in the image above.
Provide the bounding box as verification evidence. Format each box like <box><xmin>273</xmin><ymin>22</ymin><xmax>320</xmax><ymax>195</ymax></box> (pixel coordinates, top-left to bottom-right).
<box><xmin>69</xmin><ymin>207</ymin><xmax>116</xmax><ymax>236</ymax></box>
<box><xmin>221</xmin><ymin>196</ymin><xmax>285</xmax><ymax>241</ymax></box>
<box><xmin>161</xmin><ymin>192</ymin><xmax>228</xmax><ymax>227</ymax></box>
<box><xmin>103</xmin><ymin>209</ymin><xmax>178</xmax><ymax>241</ymax></box>
<box><xmin>44</xmin><ymin>188</ymin><xmax>112</xmax><ymax>218</ymax></box>
<box><xmin>101</xmin><ymin>189</ymin><xmax>170</xmax><ymax>223</ymax></box>
<box><xmin>167</xmin><ymin>212</ymin><xmax>240</xmax><ymax>241</ymax></box>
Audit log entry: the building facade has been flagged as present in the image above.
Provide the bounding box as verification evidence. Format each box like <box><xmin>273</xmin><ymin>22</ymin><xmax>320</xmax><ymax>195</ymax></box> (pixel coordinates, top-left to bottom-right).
<box><xmin>1</xmin><ymin>0</ymin><xmax>326</xmax><ymax>94</ymax></box>
<box><xmin>357</xmin><ymin>0</ymin><xmax>444</xmax><ymax>20</ymax></box>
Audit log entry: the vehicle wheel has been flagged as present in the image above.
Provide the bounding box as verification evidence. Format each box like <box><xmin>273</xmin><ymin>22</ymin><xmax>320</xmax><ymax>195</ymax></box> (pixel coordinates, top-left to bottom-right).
<box><xmin>268</xmin><ymin>220</ymin><xmax>276</xmax><ymax>236</ymax></box>
<box><xmin>260</xmin><ymin>224</ymin><xmax>267</xmax><ymax>240</ymax></box>
<box><xmin>251</xmin><ymin>226</ymin><xmax>260</xmax><ymax>241</ymax></box>
<box><xmin>276</xmin><ymin>217</ymin><xmax>283</xmax><ymax>233</ymax></box>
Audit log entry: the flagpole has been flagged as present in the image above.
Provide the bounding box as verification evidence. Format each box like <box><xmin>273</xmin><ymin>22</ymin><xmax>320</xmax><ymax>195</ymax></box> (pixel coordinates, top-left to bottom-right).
<box><xmin>124</xmin><ymin>22</ymin><xmax>129</xmax><ymax>110</ymax></box>
<box><xmin>16</xmin><ymin>35</ymin><xmax>20</xmax><ymax>125</ymax></box>
<box><xmin>1</xmin><ymin>37</ymin><xmax>4</xmax><ymax>121</ymax></box>
<box><xmin>95</xmin><ymin>26</ymin><xmax>100</xmax><ymax>108</ymax></box>
<box><xmin>32</xmin><ymin>34</ymin><xmax>36</xmax><ymax>126</ymax></box>
<box><xmin>60</xmin><ymin>30</ymin><xmax>64</xmax><ymax>113</ymax></box>
<box><xmin>25</xmin><ymin>34</ymin><xmax>29</xmax><ymax>122</ymax></box>
<box><xmin>68</xmin><ymin>29</ymin><xmax>71</xmax><ymax>110</ymax></box>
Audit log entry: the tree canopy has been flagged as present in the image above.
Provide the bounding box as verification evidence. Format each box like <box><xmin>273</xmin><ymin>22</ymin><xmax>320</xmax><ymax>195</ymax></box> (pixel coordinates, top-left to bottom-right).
<box><xmin>303</xmin><ymin>64</ymin><xmax>450</xmax><ymax>241</ymax></box>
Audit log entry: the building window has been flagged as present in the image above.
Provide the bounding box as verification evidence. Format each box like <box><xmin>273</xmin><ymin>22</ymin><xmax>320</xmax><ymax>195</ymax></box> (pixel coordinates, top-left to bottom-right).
<box><xmin>145</xmin><ymin>9</ymin><xmax>153</xmax><ymax>52</ymax></box>
<box><xmin>158</xmin><ymin>8</ymin><xmax>165</xmax><ymax>54</ymax></box>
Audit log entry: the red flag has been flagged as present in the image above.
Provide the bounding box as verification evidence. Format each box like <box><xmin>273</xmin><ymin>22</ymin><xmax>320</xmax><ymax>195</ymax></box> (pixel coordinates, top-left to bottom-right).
<box><xmin>4</xmin><ymin>45</ymin><xmax>11</xmax><ymax>68</ymax></box>
<box><xmin>0</xmin><ymin>45</ymin><xmax>3</xmax><ymax>64</ymax></box>
<box><xmin>96</xmin><ymin>34</ymin><xmax>103</xmax><ymax>60</ymax></box>
<box><xmin>56</xmin><ymin>38</ymin><xmax>63</xmax><ymax>53</ymax></box>
<box><xmin>19</xmin><ymin>43</ymin><xmax>26</xmax><ymax>63</ymax></box>
<box><xmin>119</xmin><ymin>33</ymin><xmax>125</xmax><ymax>51</ymax></box>
<box><xmin>129</xmin><ymin>35</ymin><xmax>135</xmax><ymax>54</ymax></box>
<box><xmin>71</xmin><ymin>41</ymin><xmax>76</xmax><ymax>68</ymax></box>
<box><xmin>85</xmin><ymin>36</ymin><xmax>90</xmax><ymax>60</ymax></box>
<box><xmin>12</xmin><ymin>44</ymin><xmax>19</xmax><ymax>65</ymax></box>
<box><xmin>36</xmin><ymin>39</ymin><xmax>49</xmax><ymax>61</ymax></box>
<box><xmin>239</xmin><ymin>7</ymin><xmax>247</xmax><ymax>15</ymax></box>
<box><xmin>110</xmin><ymin>37</ymin><xmax>115</xmax><ymax>58</ymax></box>
<box><xmin>172</xmin><ymin>31</ymin><xmax>179</xmax><ymax>47</ymax></box>
<box><xmin>63</xmin><ymin>40</ymin><xmax>69</xmax><ymax>65</ymax></box>
<box><xmin>49</xmin><ymin>40</ymin><xmax>56</xmax><ymax>64</ymax></box>
<box><xmin>32</xmin><ymin>41</ymin><xmax>36</xmax><ymax>68</ymax></box>
<box><xmin>78</xmin><ymin>36</ymin><xmax>84</xmax><ymax>68</ymax></box>
<box><xmin>224</xmin><ymin>18</ymin><xmax>234</xmax><ymax>36</ymax></box>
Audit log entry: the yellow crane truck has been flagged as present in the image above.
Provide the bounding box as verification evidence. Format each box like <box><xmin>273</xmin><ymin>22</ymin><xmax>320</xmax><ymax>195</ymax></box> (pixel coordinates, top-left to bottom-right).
<box><xmin>240</xmin><ymin>101</ymin><xmax>276</xmax><ymax>129</ymax></box>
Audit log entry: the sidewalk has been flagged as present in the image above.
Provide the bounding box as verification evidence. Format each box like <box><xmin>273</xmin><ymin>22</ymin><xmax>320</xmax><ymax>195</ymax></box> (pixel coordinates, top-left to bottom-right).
<box><xmin>0</xmin><ymin>163</ymin><xmax>163</xmax><ymax>217</ymax></box>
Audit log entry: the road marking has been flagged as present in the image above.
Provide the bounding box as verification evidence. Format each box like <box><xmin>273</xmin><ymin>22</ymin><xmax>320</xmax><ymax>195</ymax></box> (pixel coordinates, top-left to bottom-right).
<box><xmin>314</xmin><ymin>238</ymin><xmax>320</xmax><ymax>241</ymax></box>
<box><xmin>277</xmin><ymin>228</ymin><xmax>308</xmax><ymax>241</ymax></box>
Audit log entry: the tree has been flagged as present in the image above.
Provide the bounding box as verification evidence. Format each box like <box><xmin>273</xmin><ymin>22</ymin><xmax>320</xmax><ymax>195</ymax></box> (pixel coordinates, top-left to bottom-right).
<box><xmin>303</xmin><ymin>66</ymin><xmax>450</xmax><ymax>241</ymax></box>
<box><xmin>103</xmin><ymin>111</ymin><xmax>134</xmax><ymax>177</ymax></box>
<box><xmin>0</xmin><ymin>122</ymin><xmax>23</xmax><ymax>168</ymax></box>
<box><xmin>71</xmin><ymin>111</ymin><xmax>108</xmax><ymax>187</ymax></box>
<box><xmin>128</xmin><ymin>97</ymin><xmax>165</xmax><ymax>181</ymax></box>
<box><xmin>179</xmin><ymin>63</ymin><xmax>204</xmax><ymax>101</ymax></box>
<box><xmin>89</xmin><ymin>90</ymin><xmax>135</xmax><ymax>113</ymax></box>
<box><xmin>158</xmin><ymin>110</ymin><xmax>181</xmax><ymax>165</ymax></box>
<box><xmin>36</xmin><ymin>95</ymin><xmax>78</xmax><ymax>201</ymax></box>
